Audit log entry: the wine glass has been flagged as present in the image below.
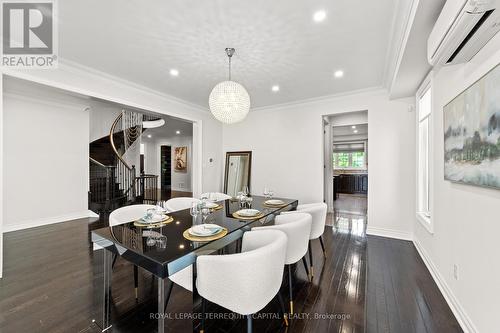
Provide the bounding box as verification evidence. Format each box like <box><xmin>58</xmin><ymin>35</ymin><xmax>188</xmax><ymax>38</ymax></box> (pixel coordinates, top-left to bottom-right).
<box><xmin>145</xmin><ymin>208</ymin><xmax>157</xmax><ymax>246</ymax></box>
<box><xmin>190</xmin><ymin>202</ymin><xmax>199</xmax><ymax>218</ymax></box>
<box><xmin>268</xmin><ymin>189</ymin><xmax>274</xmax><ymax>199</ymax></box>
<box><xmin>156</xmin><ymin>201</ymin><xmax>165</xmax><ymax>215</ymax></box>
<box><xmin>243</xmin><ymin>185</ymin><xmax>249</xmax><ymax>197</ymax></box>
<box><xmin>263</xmin><ymin>187</ymin><xmax>269</xmax><ymax>199</ymax></box>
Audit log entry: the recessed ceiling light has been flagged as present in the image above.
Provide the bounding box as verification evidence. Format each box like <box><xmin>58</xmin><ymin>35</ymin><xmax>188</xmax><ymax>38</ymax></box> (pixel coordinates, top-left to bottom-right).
<box><xmin>170</xmin><ymin>69</ymin><xmax>179</xmax><ymax>77</ymax></box>
<box><xmin>351</xmin><ymin>125</ymin><xmax>356</xmax><ymax>129</ymax></box>
<box><xmin>313</xmin><ymin>10</ymin><xmax>326</xmax><ymax>22</ymax></box>
<box><xmin>176</xmin><ymin>130</ymin><xmax>181</xmax><ymax>134</ymax></box>
<box><xmin>353</xmin><ymin>130</ymin><xmax>358</xmax><ymax>134</ymax></box>
<box><xmin>147</xmin><ymin>134</ymin><xmax>152</xmax><ymax>138</ymax></box>
<box><xmin>334</xmin><ymin>70</ymin><xmax>344</xmax><ymax>78</ymax></box>
<box><xmin>272</xmin><ymin>85</ymin><xmax>280</xmax><ymax>92</ymax></box>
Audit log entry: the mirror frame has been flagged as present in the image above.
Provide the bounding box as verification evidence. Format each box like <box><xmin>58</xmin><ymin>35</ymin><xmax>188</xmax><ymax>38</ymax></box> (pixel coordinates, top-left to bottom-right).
<box><xmin>223</xmin><ymin>151</ymin><xmax>252</xmax><ymax>195</ymax></box>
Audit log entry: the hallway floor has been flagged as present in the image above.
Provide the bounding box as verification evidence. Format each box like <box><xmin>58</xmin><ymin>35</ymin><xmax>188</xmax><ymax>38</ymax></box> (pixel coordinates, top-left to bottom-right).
<box><xmin>334</xmin><ymin>194</ymin><xmax>367</xmax><ymax>215</ymax></box>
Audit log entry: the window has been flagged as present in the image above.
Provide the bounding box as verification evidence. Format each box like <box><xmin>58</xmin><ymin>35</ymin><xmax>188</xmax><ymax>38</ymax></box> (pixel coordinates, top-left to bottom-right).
<box><xmin>416</xmin><ymin>75</ymin><xmax>433</xmax><ymax>233</ymax></box>
<box><xmin>351</xmin><ymin>152</ymin><xmax>365</xmax><ymax>168</ymax></box>
<box><xmin>332</xmin><ymin>142</ymin><xmax>366</xmax><ymax>169</ymax></box>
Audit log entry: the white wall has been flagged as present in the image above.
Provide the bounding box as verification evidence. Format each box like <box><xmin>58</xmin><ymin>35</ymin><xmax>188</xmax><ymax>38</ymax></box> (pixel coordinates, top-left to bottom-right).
<box><xmin>414</xmin><ymin>33</ymin><xmax>500</xmax><ymax>333</ymax></box>
<box><xmin>89</xmin><ymin>105</ymin><xmax>121</xmax><ymax>143</ymax></box>
<box><xmin>2</xmin><ymin>92</ymin><xmax>90</xmax><ymax>232</ymax></box>
<box><xmin>223</xmin><ymin>89</ymin><xmax>416</xmax><ymax>239</ymax></box>
<box><xmin>144</xmin><ymin>135</ymin><xmax>193</xmax><ymax>191</ymax></box>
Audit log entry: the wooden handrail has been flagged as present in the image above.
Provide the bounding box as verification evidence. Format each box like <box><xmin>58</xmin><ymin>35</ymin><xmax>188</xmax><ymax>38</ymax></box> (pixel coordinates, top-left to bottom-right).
<box><xmin>89</xmin><ymin>156</ymin><xmax>107</xmax><ymax>168</ymax></box>
<box><xmin>109</xmin><ymin>112</ymin><xmax>133</xmax><ymax>171</ymax></box>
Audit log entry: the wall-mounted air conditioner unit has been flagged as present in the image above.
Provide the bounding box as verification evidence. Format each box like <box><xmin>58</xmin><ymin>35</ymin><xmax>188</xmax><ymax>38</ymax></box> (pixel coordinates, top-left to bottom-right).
<box><xmin>428</xmin><ymin>0</ymin><xmax>500</xmax><ymax>66</ymax></box>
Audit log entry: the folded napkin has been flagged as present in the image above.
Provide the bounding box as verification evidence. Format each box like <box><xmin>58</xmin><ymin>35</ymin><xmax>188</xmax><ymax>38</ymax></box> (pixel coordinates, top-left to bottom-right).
<box><xmin>142</xmin><ymin>213</ymin><xmax>166</xmax><ymax>223</ymax></box>
<box><xmin>190</xmin><ymin>224</ymin><xmax>223</xmax><ymax>236</ymax></box>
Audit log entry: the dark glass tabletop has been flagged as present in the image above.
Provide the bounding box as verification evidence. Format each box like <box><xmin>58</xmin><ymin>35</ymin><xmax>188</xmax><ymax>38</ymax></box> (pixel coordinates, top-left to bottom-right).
<box><xmin>91</xmin><ymin>196</ymin><xmax>298</xmax><ymax>278</ymax></box>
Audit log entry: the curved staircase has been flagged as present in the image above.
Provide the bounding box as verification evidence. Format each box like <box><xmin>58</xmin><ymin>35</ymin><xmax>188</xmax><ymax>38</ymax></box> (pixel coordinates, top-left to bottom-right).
<box><xmin>89</xmin><ymin>111</ymin><xmax>159</xmax><ymax>215</ymax></box>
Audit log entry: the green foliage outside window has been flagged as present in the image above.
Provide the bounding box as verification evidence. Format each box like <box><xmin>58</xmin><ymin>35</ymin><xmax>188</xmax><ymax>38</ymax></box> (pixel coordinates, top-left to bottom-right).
<box><xmin>333</xmin><ymin>151</ymin><xmax>365</xmax><ymax>169</ymax></box>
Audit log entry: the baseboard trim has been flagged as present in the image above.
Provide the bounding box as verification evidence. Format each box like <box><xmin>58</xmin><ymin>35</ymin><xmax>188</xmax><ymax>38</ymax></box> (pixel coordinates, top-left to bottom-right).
<box><xmin>4</xmin><ymin>210</ymin><xmax>98</xmax><ymax>233</ymax></box>
<box><xmin>413</xmin><ymin>238</ymin><xmax>477</xmax><ymax>333</ymax></box>
<box><xmin>366</xmin><ymin>226</ymin><xmax>412</xmax><ymax>241</ymax></box>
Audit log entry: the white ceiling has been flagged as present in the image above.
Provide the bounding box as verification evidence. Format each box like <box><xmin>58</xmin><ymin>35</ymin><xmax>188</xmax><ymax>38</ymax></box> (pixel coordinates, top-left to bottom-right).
<box><xmin>333</xmin><ymin>124</ymin><xmax>368</xmax><ymax>137</ymax></box>
<box><xmin>144</xmin><ymin>116</ymin><xmax>193</xmax><ymax>140</ymax></box>
<box><xmin>59</xmin><ymin>0</ymin><xmax>399</xmax><ymax>108</ymax></box>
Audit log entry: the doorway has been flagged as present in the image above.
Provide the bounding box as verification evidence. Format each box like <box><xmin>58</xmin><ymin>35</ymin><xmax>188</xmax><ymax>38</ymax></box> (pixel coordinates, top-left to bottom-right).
<box><xmin>160</xmin><ymin>145</ymin><xmax>172</xmax><ymax>199</ymax></box>
<box><xmin>323</xmin><ymin>111</ymin><xmax>368</xmax><ymax>217</ymax></box>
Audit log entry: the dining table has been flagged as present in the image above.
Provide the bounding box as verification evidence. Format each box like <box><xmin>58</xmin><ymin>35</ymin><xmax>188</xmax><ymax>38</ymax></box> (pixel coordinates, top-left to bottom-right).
<box><xmin>91</xmin><ymin>195</ymin><xmax>298</xmax><ymax>333</ymax></box>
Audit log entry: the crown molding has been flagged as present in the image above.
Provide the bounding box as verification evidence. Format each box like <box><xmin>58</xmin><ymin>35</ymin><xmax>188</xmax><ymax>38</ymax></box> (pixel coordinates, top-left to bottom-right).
<box><xmin>58</xmin><ymin>58</ymin><xmax>209</xmax><ymax>113</ymax></box>
<box><xmin>250</xmin><ymin>86</ymin><xmax>387</xmax><ymax>113</ymax></box>
<box><xmin>2</xmin><ymin>58</ymin><xmax>209</xmax><ymax>115</ymax></box>
<box><xmin>3</xmin><ymin>91</ymin><xmax>89</xmax><ymax>111</ymax></box>
<box><xmin>382</xmin><ymin>0</ymin><xmax>420</xmax><ymax>93</ymax></box>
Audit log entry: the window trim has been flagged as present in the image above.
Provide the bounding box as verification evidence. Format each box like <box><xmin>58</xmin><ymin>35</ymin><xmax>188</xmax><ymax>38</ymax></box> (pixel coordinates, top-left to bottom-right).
<box><xmin>416</xmin><ymin>71</ymin><xmax>434</xmax><ymax>234</ymax></box>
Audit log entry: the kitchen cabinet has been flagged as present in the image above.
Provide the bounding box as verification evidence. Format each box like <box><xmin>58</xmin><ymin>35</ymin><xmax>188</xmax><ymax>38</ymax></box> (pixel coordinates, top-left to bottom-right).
<box><xmin>334</xmin><ymin>174</ymin><xmax>368</xmax><ymax>199</ymax></box>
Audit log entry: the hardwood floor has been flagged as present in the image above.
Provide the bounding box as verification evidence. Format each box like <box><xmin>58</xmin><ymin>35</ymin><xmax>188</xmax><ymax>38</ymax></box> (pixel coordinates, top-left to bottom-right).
<box><xmin>0</xmin><ymin>211</ymin><xmax>461</xmax><ymax>333</ymax></box>
<box><xmin>366</xmin><ymin>236</ymin><xmax>462</xmax><ymax>333</ymax></box>
<box><xmin>333</xmin><ymin>194</ymin><xmax>367</xmax><ymax>215</ymax></box>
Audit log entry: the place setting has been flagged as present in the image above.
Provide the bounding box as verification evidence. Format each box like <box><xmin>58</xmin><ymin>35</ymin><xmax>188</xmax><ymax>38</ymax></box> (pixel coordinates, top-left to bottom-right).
<box><xmin>261</xmin><ymin>186</ymin><xmax>287</xmax><ymax>208</ymax></box>
<box><xmin>133</xmin><ymin>205</ymin><xmax>173</xmax><ymax>228</ymax></box>
<box><xmin>183</xmin><ymin>200</ymin><xmax>227</xmax><ymax>242</ymax></box>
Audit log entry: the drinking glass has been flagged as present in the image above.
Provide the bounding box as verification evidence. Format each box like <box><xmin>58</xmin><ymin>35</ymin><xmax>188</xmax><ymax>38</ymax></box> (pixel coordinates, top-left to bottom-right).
<box><xmin>190</xmin><ymin>202</ymin><xmax>199</xmax><ymax>218</ymax></box>
<box><xmin>156</xmin><ymin>201</ymin><xmax>165</xmax><ymax>215</ymax></box>
<box><xmin>201</xmin><ymin>206</ymin><xmax>210</xmax><ymax>223</ymax></box>
<box><xmin>145</xmin><ymin>208</ymin><xmax>157</xmax><ymax>246</ymax></box>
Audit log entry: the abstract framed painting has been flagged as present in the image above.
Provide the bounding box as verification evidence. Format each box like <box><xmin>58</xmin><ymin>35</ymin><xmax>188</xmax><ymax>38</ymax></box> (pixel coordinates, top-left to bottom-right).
<box><xmin>444</xmin><ymin>63</ymin><xmax>500</xmax><ymax>189</ymax></box>
<box><xmin>174</xmin><ymin>146</ymin><xmax>187</xmax><ymax>172</ymax></box>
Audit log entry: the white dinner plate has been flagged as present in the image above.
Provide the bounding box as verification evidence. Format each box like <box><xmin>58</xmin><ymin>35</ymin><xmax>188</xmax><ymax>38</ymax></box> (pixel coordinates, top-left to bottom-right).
<box><xmin>204</xmin><ymin>202</ymin><xmax>219</xmax><ymax>209</ymax></box>
<box><xmin>236</xmin><ymin>209</ymin><xmax>260</xmax><ymax>217</ymax></box>
<box><xmin>188</xmin><ymin>224</ymin><xmax>223</xmax><ymax>236</ymax></box>
<box><xmin>265</xmin><ymin>199</ymin><xmax>285</xmax><ymax>205</ymax></box>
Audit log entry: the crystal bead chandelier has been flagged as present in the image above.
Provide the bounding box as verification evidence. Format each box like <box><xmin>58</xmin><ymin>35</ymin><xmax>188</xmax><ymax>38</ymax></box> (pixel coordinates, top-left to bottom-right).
<box><xmin>209</xmin><ymin>48</ymin><xmax>250</xmax><ymax>124</ymax></box>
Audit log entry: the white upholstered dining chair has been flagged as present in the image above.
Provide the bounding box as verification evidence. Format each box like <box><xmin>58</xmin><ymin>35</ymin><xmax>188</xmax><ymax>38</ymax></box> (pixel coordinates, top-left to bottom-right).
<box><xmin>165</xmin><ymin>197</ymin><xmax>201</xmax><ymax>212</ymax></box>
<box><xmin>196</xmin><ymin>229</ymin><xmax>288</xmax><ymax>332</ymax></box>
<box><xmin>252</xmin><ymin>212</ymin><xmax>312</xmax><ymax>314</ymax></box>
<box><xmin>109</xmin><ymin>204</ymin><xmax>155</xmax><ymax>226</ymax></box>
<box><xmin>282</xmin><ymin>202</ymin><xmax>327</xmax><ymax>279</ymax></box>
<box><xmin>108</xmin><ymin>204</ymin><xmax>155</xmax><ymax>300</ymax></box>
<box><xmin>163</xmin><ymin>229</ymin><xmax>289</xmax><ymax>332</ymax></box>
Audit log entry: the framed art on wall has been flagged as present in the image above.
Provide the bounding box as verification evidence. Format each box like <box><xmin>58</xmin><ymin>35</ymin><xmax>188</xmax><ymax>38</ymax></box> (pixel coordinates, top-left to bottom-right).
<box><xmin>174</xmin><ymin>146</ymin><xmax>187</xmax><ymax>172</ymax></box>
<box><xmin>444</xmin><ymin>63</ymin><xmax>500</xmax><ymax>189</ymax></box>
